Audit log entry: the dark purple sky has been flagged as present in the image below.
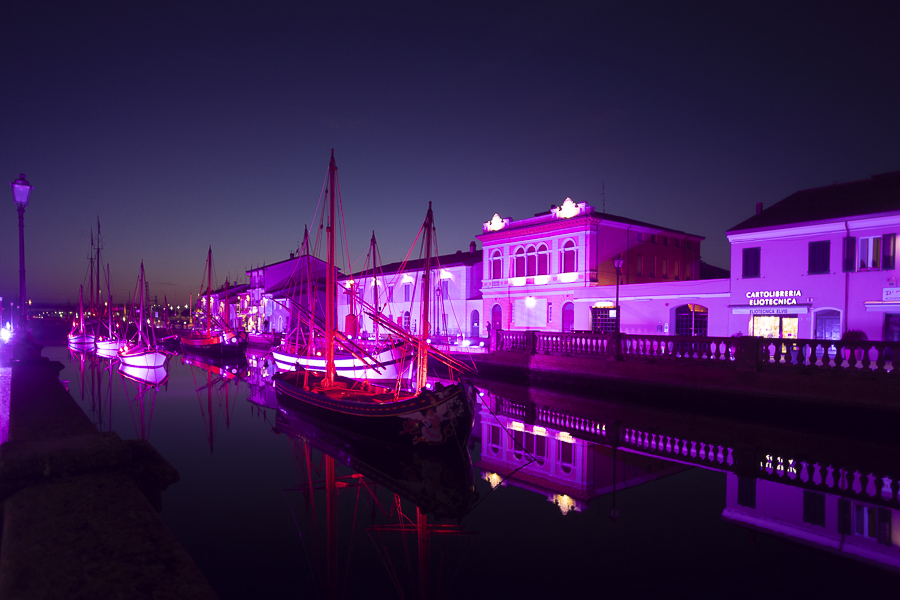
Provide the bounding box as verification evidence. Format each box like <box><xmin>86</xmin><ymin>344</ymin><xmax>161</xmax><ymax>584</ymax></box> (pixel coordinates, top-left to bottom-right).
<box><xmin>2</xmin><ymin>1</ymin><xmax>899</xmax><ymax>305</ymax></box>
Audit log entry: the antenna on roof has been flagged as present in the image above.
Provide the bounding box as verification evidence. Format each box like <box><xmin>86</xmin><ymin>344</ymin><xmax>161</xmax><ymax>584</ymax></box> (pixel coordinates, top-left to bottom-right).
<box><xmin>602</xmin><ymin>182</ymin><xmax>606</xmax><ymax>213</ymax></box>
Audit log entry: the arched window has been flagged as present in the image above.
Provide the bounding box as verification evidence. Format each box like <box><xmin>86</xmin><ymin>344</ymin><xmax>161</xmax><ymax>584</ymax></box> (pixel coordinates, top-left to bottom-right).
<box><xmin>490</xmin><ymin>250</ymin><xmax>503</xmax><ymax>280</ymax></box>
<box><xmin>814</xmin><ymin>309</ymin><xmax>841</xmax><ymax>340</ymax></box>
<box><xmin>491</xmin><ymin>304</ymin><xmax>503</xmax><ymax>331</ymax></box>
<box><xmin>514</xmin><ymin>248</ymin><xmax>526</xmax><ymax>278</ymax></box>
<box><xmin>562</xmin><ymin>302</ymin><xmax>575</xmax><ymax>333</ymax></box>
<box><xmin>562</xmin><ymin>240</ymin><xmax>576</xmax><ymax>273</ymax></box>
<box><xmin>402</xmin><ymin>311</ymin><xmax>411</xmax><ymax>331</ymax></box>
<box><xmin>470</xmin><ymin>310</ymin><xmax>480</xmax><ymax>338</ymax></box>
<box><xmin>526</xmin><ymin>245</ymin><xmax>537</xmax><ymax>277</ymax></box>
<box><xmin>537</xmin><ymin>244</ymin><xmax>549</xmax><ymax>276</ymax></box>
<box><xmin>675</xmin><ymin>304</ymin><xmax>708</xmax><ymax>336</ymax></box>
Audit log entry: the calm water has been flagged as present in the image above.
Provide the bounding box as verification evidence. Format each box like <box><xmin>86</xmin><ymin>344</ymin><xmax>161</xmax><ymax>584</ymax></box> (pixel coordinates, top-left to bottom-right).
<box><xmin>46</xmin><ymin>345</ymin><xmax>899</xmax><ymax>598</ymax></box>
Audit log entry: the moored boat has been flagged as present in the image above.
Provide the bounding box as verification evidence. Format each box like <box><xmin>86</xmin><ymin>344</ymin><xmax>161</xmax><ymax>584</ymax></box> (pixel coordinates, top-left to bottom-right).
<box><xmin>67</xmin><ymin>285</ymin><xmax>95</xmax><ymax>348</ymax></box>
<box><xmin>118</xmin><ymin>262</ymin><xmax>166</xmax><ymax>369</ymax></box>
<box><xmin>181</xmin><ymin>247</ymin><xmax>248</xmax><ymax>357</ymax></box>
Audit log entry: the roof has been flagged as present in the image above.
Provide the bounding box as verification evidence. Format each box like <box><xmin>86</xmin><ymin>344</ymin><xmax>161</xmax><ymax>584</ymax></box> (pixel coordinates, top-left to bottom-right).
<box><xmin>728</xmin><ymin>170</ymin><xmax>900</xmax><ymax>233</ymax></box>
<box><xmin>344</xmin><ymin>248</ymin><xmax>482</xmax><ymax>279</ymax></box>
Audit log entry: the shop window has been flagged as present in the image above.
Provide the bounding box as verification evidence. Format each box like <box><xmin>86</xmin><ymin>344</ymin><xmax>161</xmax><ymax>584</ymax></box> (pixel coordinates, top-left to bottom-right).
<box><xmin>859</xmin><ymin>236</ymin><xmax>882</xmax><ymax>270</ymax></box>
<box><xmin>752</xmin><ymin>315</ymin><xmax>798</xmax><ymax>339</ymax></box>
<box><xmin>514</xmin><ymin>248</ymin><xmax>526</xmax><ymax>277</ymax></box>
<box><xmin>675</xmin><ymin>304</ymin><xmax>708</xmax><ymax>336</ymax></box>
<box><xmin>742</xmin><ymin>247</ymin><xmax>761</xmax><ymax>278</ymax></box>
<box><xmin>808</xmin><ymin>240</ymin><xmax>830</xmax><ymax>275</ymax></box>
<box><xmin>884</xmin><ymin>313</ymin><xmax>900</xmax><ymax>342</ymax></box>
<box><xmin>591</xmin><ymin>307</ymin><xmax>618</xmax><ymax>333</ymax></box>
<box><xmin>562</xmin><ymin>241</ymin><xmax>577</xmax><ymax>273</ymax></box>
<box><xmin>537</xmin><ymin>244</ymin><xmax>549</xmax><ymax>276</ymax></box>
<box><xmin>490</xmin><ymin>250</ymin><xmax>503</xmax><ymax>280</ymax></box>
<box><xmin>803</xmin><ymin>491</ymin><xmax>826</xmax><ymax>527</ymax></box>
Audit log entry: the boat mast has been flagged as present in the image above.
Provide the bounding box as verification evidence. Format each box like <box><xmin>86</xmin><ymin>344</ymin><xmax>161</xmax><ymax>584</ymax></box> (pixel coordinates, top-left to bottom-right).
<box><xmin>78</xmin><ymin>285</ymin><xmax>85</xmax><ymax>335</ymax></box>
<box><xmin>107</xmin><ymin>264</ymin><xmax>113</xmax><ymax>340</ymax></box>
<box><xmin>416</xmin><ymin>202</ymin><xmax>434</xmax><ymax>391</ymax></box>
<box><xmin>206</xmin><ymin>246</ymin><xmax>212</xmax><ymax>337</ymax></box>
<box><xmin>370</xmin><ymin>231</ymin><xmax>378</xmax><ymax>344</ymax></box>
<box><xmin>138</xmin><ymin>262</ymin><xmax>146</xmax><ymax>345</ymax></box>
<box><xmin>89</xmin><ymin>230</ymin><xmax>95</xmax><ymax>320</ymax></box>
<box><xmin>325</xmin><ymin>150</ymin><xmax>337</xmax><ymax>387</ymax></box>
<box><xmin>96</xmin><ymin>219</ymin><xmax>102</xmax><ymax>317</ymax></box>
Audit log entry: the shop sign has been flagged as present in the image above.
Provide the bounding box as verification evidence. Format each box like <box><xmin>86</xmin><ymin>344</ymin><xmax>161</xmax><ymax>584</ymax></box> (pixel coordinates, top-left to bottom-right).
<box><xmin>745</xmin><ymin>289</ymin><xmax>802</xmax><ymax>306</ymax></box>
<box><xmin>884</xmin><ymin>287</ymin><xmax>900</xmax><ymax>302</ymax></box>
<box><xmin>731</xmin><ymin>306</ymin><xmax>808</xmax><ymax>315</ymax></box>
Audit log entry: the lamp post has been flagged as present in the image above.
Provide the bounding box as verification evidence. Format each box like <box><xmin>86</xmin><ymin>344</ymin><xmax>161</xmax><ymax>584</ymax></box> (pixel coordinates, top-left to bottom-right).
<box><xmin>10</xmin><ymin>174</ymin><xmax>33</xmax><ymax>332</ymax></box>
<box><xmin>613</xmin><ymin>253</ymin><xmax>624</xmax><ymax>360</ymax></box>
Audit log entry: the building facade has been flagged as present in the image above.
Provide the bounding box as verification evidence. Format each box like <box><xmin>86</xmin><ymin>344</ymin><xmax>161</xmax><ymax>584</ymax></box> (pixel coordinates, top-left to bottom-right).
<box><xmin>727</xmin><ymin>172</ymin><xmax>900</xmax><ymax>341</ymax></box>
<box><xmin>477</xmin><ymin>197</ymin><xmax>711</xmax><ymax>336</ymax></box>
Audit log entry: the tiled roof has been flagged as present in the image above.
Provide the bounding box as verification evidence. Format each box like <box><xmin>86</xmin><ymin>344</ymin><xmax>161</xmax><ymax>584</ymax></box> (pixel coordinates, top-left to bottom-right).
<box><xmin>728</xmin><ymin>171</ymin><xmax>900</xmax><ymax>232</ymax></box>
<box><xmin>346</xmin><ymin>249</ymin><xmax>482</xmax><ymax>279</ymax></box>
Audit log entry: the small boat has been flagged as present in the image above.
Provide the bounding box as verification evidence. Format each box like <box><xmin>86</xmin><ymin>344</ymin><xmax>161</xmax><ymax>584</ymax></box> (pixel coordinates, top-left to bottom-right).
<box><xmin>273</xmin><ymin>152</ymin><xmax>476</xmax><ymax>449</ymax></box>
<box><xmin>67</xmin><ymin>285</ymin><xmax>96</xmax><ymax>347</ymax></box>
<box><xmin>181</xmin><ymin>247</ymin><xmax>248</xmax><ymax>357</ymax></box>
<box><xmin>119</xmin><ymin>363</ymin><xmax>169</xmax><ymax>387</ymax></box>
<box><xmin>118</xmin><ymin>262</ymin><xmax>166</xmax><ymax>369</ymax></box>
<box><xmin>95</xmin><ymin>264</ymin><xmax>125</xmax><ymax>354</ymax></box>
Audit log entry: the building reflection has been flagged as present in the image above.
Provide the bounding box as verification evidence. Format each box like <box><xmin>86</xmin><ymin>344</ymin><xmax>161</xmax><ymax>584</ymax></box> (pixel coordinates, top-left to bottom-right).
<box><xmin>476</xmin><ymin>380</ymin><xmax>900</xmax><ymax>571</ymax></box>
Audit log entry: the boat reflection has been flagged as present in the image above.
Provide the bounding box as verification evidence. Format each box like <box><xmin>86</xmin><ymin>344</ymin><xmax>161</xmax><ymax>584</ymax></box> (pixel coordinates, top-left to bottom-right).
<box><xmin>183</xmin><ymin>351</ymin><xmax>246</xmax><ymax>453</ymax></box>
<box><xmin>276</xmin><ymin>399</ymin><xmax>478</xmax><ymax>599</ymax></box>
<box><xmin>119</xmin><ymin>363</ymin><xmax>168</xmax><ymax>441</ymax></box>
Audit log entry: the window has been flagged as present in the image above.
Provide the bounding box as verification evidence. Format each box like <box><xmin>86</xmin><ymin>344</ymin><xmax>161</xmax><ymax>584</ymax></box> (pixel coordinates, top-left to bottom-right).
<box><xmin>673</xmin><ymin>260</ymin><xmax>680</xmax><ymax>280</ymax></box>
<box><xmin>885</xmin><ymin>313</ymin><xmax>900</xmax><ymax>342</ymax></box>
<box><xmin>636</xmin><ymin>255</ymin><xmax>643</xmax><ymax>277</ymax></box>
<box><xmin>402</xmin><ymin>311</ymin><xmax>411</xmax><ymax>330</ymax></box>
<box><xmin>808</xmin><ymin>240</ymin><xmax>830</xmax><ymax>275</ymax></box>
<box><xmin>674</xmin><ymin>238</ymin><xmax>681</xmax><ymax>248</ymax></box>
<box><xmin>591</xmin><ymin>307</ymin><xmax>619</xmax><ymax>333</ymax></box>
<box><xmin>661</xmin><ymin>236</ymin><xmax>668</xmax><ymax>246</ymax></box>
<box><xmin>737</xmin><ymin>476</ymin><xmax>756</xmax><ymax>509</ymax></box>
<box><xmin>525</xmin><ymin>245</ymin><xmax>537</xmax><ymax>276</ymax></box>
<box><xmin>561</xmin><ymin>302</ymin><xmax>574</xmax><ymax>333</ymax></box>
<box><xmin>662</xmin><ymin>258</ymin><xmax>668</xmax><ymax>279</ymax></box>
<box><xmin>675</xmin><ymin>304</ymin><xmax>708</xmax><ymax>336</ymax></box>
<box><xmin>490</xmin><ymin>250</ymin><xmax>503</xmax><ymax>280</ymax></box>
<box><xmin>742</xmin><ymin>247</ymin><xmax>761</xmax><ymax>278</ymax></box>
<box><xmin>884</xmin><ymin>233</ymin><xmax>896</xmax><ymax>270</ymax></box>
<box><xmin>859</xmin><ymin>236</ymin><xmax>882</xmax><ymax>270</ymax></box>
<box><xmin>815</xmin><ymin>309</ymin><xmax>841</xmax><ymax>341</ymax></box>
<box><xmin>387</xmin><ymin>285</ymin><xmax>394</xmax><ymax>302</ymax></box>
<box><xmin>558</xmin><ymin>440</ymin><xmax>574</xmax><ymax>474</ymax></box>
<box><xmin>439</xmin><ymin>280</ymin><xmax>449</xmax><ymax>300</ymax></box>
<box><xmin>514</xmin><ymin>248</ymin><xmax>526</xmax><ymax>277</ymax></box>
<box><xmin>650</xmin><ymin>234</ymin><xmax>657</xmax><ymax>244</ymax></box>
<box><xmin>470</xmin><ymin>310</ymin><xmax>480</xmax><ymax>338</ymax></box>
<box><xmin>843</xmin><ymin>237</ymin><xmax>857</xmax><ymax>273</ymax></box>
<box><xmin>685</xmin><ymin>240</ymin><xmax>692</xmax><ymax>250</ymax></box>
<box><xmin>537</xmin><ymin>244</ymin><xmax>549</xmax><ymax>275</ymax></box>
<box><xmin>854</xmin><ymin>503</ymin><xmax>876</xmax><ymax>538</ymax></box>
<box><xmin>512</xmin><ymin>430</ymin><xmax>546</xmax><ymax>465</ymax></box>
<box><xmin>637</xmin><ymin>232</ymin><xmax>644</xmax><ymax>242</ymax></box>
<box><xmin>562</xmin><ymin>240</ymin><xmax>576</xmax><ymax>273</ymax></box>
<box><xmin>803</xmin><ymin>491</ymin><xmax>826</xmax><ymax>526</ymax></box>
<box><xmin>404</xmin><ymin>284</ymin><xmax>411</xmax><ymax>302</ymax></box>
<box><xmin>489</xmin><ymin>425</ymin><xmax>501</xmax><ymax>455</ymax></box>
<box><xmin>648</xmin><ymin>257</ymin><xmax>656</xmax><ymax>278</ymax></box>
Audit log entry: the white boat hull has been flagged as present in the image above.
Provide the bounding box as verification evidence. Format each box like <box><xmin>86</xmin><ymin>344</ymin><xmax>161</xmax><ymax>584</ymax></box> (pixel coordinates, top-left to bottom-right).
<box><xmin>96</xmin><ymin>338</ymin><xmax>126</xmax><ymax>353</ymax></box>
<box><xmin>272</xmin><ymin>343</ymin><xmax>414</xmax><ymax>380</ymax></box>
<box><xmin>68</xmin><ymin>333</ymin><xmax>95</xmax><ymax>346</ymax></box>
<box><xmin>118</xmin><ymin>347</ymin><xmax>166</xmax><ymax>368</ymax></box>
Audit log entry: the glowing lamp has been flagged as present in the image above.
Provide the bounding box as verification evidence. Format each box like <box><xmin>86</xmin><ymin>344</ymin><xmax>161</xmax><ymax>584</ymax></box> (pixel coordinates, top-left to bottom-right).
<box><xmin>10</xmin><ymin>174</ymin><xmax>32</xmax><ymax>209</ymax></box>
<box><xmin>613</xmin><ymin>254</ymin><xmax>624</xmax><ymax>270</ymax></box>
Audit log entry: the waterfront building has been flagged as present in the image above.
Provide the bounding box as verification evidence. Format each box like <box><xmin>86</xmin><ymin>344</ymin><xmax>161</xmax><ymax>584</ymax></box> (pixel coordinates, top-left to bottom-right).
<box><xmin>335</xmin><ymin>244</ymin><xmax>483</xmax><ymax>343</ymax></box>
<box><xmin>477</xmin><ymin>197</ymin><xmax>727</xmax><ymax>336</ymax></box>
<box><xmin>242</xmin><ymin>253</ymin><xmax>332</xmax><ymax>335</ymax></box>
<box><xmin>727</xmin><ymin>171</ymin><xmax>900</xmax><ymax>341</ymax></box>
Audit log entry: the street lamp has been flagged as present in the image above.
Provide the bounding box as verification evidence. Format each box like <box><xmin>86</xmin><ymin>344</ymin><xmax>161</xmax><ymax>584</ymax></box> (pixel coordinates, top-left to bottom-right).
<box><xmin>10</xmin><ymin>174</ymin><xmax>33</xmax><ymax>331</ymax></box>
<box><xmin>613</xmin><ymin>253</ymin><xmax>624</xmax><ymax>360</ymax></box>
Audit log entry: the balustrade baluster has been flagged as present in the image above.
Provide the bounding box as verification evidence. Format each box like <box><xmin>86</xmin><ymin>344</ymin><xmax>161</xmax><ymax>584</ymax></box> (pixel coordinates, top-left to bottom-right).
<box><xmin>891</xmin><ymin>479</ymin><xmax>900</xmax><ymax>504</ymax></box>
<box><xmin>825</xmin><ymin>466</ymin><xmax>835</xmax><ymax>488</ymax></box>
<box><xmin>800</xmin><ymin>462</ymin><xmax>809</xmax><ymax>483</ymax></box>
<box><xmin>726</xmin><ymin>448</ymin><xmax>734</xmax><ymax>466</ymax></box>
<box><xmin>681</xmin><ymin>440</ymin><xmax>689</xmax><ymax>456</ymax></box>
<box><xmin>866</xmin><ymin>474</ymin><xmax>877</xmax><ymax>497</ymax></box>
<box><xmin>813</xmin><ymin>463</ymin><xmax>823</xmax><ymax>486</ymax></box>
<box><xmin>665</xmin><ymin>437</ymin><xmax>672</xmax><ymax>453</ymax></box>
<box><xmin>716</xmin><ymin>446</ymin><xmax>725</xmax><ymax>464</ymax></box>
<box><xmin>690</xmin><ymin>441</ymin><xmax>697</xmax><ymax>458</ymax></box>
<box><xmin>699</xmin><ymin>443</ymin><xmax>706</xmax><ymax>460</ymax></box>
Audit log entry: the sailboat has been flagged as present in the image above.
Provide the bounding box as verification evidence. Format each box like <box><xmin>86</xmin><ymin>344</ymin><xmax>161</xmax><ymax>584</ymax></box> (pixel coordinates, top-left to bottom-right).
<box><xmin>271</xmin><ymin>160</ymin><xmax>414</xmax><ymax>379</ymax></box>
<box><xmin>273</xmin><ymin>151</ymin><xmax>476</xmax><ymax>448</ymax></box>
<box><xmin>118</xmin><ymin>262</ymin><xmax>166</xmax><ymax>368</ymax></box>
<box><xmin>96</xmin><ymin>264</ymin><xmax>125</xmax><ymax>355</ymax></box>
<box><xmin>181</xmin><ymin>247</ymin><xmax>248</xmax><ymax>357</ymax></box>
<box><xmin>67</xmin><ymin>285</ymin><xmax>95</xmax><ymax>347</ymax></box>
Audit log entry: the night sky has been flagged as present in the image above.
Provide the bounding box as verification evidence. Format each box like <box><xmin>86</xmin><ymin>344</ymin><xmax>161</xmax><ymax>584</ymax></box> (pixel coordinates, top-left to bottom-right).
<box><xmin>2</xmin><ymin>1</ymin><xmax>899</xmax><ymax>305</ymax></box>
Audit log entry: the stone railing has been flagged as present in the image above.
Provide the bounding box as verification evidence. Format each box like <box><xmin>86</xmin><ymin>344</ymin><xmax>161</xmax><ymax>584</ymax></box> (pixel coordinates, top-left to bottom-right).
<box><xmin>495</xmin><ymin>330</ymin><xmax>900</xmax><ymax>375</ymax></box>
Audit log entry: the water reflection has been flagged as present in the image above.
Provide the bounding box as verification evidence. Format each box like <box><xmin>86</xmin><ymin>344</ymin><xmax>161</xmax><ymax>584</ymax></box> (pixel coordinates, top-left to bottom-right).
<box><xmin>182</xmin><ymin>350</ymin><xmax>247</xmax><ymax>453</ymax></box>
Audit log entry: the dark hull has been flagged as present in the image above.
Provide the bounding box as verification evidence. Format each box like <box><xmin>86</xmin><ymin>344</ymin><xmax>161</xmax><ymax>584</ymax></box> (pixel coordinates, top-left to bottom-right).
<box><xmin>273</xmin><ymin>369</ymin><xmax>477</xmax><ymax>451</ymax></box>
<box><xmin>180</xmin><ymin>335</ymin><xmax>247</xmax><ymax>357</ymax></box>
<box><xmin>276</xmin><ymin>403</ymin><xmax>477</xmax><ymax>520</ymax></box>
<box><xmin>181</xmin><ymin>350</ymin><xmax>248</xmax><ymax>379</ymax></box>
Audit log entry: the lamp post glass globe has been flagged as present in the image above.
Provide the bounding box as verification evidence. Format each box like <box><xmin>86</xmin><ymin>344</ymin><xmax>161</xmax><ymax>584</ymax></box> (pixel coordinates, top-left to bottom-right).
<box><xmin>10</xmin><ymin>174</ymin><xmax>33</xmax><ymax>331</ymax></box>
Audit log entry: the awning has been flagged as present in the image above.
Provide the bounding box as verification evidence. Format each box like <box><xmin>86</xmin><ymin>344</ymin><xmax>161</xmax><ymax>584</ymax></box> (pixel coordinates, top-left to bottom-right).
<box><xmin>864</xmin><ymin>301</ymin><xmax>900</xmax><ymax>313</ymax></box>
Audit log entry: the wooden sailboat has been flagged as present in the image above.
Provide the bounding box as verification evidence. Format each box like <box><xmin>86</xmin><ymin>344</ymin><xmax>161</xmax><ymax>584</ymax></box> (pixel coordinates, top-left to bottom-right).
<box><xmin>273</xmin><ymin>151</ymin><xmax>476</xmax><ymax>448</ymax></box>
<box><xmin>118</xmin><ymin>262</ymin><xmax>166</xmax><ymax>368</ymax></box>
<box><xmin>96</xmin><ymin>264</ymin><xmax>126</xmax><ymax>354</ymax></box>
<box><xmin>181</xmin><ymin>246</ymin><xmax>248</xmax><ymax>357</ymax></box>
<box><xmin>67</xmin><ymin>285</ymin><xmax>95</xmax><ymax>347</ymax></box>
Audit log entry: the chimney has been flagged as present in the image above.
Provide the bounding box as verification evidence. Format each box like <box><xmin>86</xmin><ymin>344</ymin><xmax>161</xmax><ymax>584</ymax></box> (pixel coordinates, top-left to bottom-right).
<box><xmin>755</xmin><ymin>202</ymin><xmax>763</xmax><ymax>216</ymax></box>
<box><xmin>289</xmin><ymin>252</ymin><xmax>294</xmax><ymax>259</ymax></box>
<box><xmin>469</xmin><ymin>241</ymin><xmax>476</xmax><ymax>253</ymax></box>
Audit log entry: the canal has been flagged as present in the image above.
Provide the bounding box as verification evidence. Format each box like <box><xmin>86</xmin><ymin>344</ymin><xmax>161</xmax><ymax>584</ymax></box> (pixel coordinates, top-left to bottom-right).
<box><xmin>46</xmin><ymin>344</ymin><xmax>898</xmax><ymax>598</ymax></box>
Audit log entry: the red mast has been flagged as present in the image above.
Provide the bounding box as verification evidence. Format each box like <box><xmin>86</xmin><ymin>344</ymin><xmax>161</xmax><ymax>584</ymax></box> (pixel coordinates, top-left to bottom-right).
<box><xmin>324</xmin><ymin>150</ymin><xmax>337</xmax><ymax>388</ymax></box>
<box><xmin>416</xmin><ymin>203</ymin><xmax>434</xmax><ymax>392</ymax></box>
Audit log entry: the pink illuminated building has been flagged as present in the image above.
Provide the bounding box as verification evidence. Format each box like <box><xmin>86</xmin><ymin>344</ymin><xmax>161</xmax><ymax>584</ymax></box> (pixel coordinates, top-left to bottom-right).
<box><xmin>727</xmin><ymin>171</ymin><xmax>900</xmax><ymax>341</ymax></box>
<box><xmin>477</xmin><ymin>197</ymin><xmax>729</xmax><ymax>336</ymax></box>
